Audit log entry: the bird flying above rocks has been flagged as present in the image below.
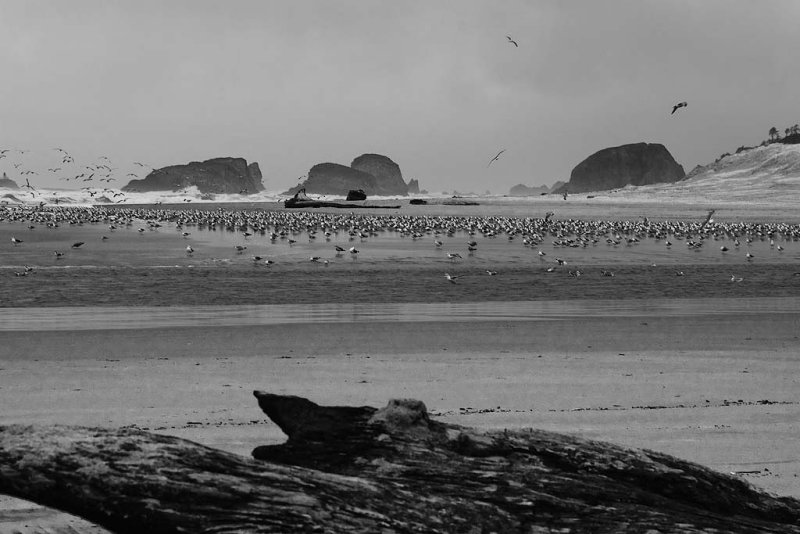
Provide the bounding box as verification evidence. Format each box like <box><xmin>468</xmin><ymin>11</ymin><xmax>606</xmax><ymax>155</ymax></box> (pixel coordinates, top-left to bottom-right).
<box><xmin>671</xmin><ymin>101</ymin><xmax>688</xmax><ymax>114</ymax></box>
<box><xmin>487</xmin><ymin>149</ymin><xmax>505</xmax><ymax>167</ymax></box>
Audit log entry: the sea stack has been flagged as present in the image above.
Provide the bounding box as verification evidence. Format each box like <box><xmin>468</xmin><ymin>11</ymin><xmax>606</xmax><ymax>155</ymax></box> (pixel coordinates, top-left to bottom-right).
<box><xmin>554</xmin><ymin>143</ymin><xmax>685</xmax><ymax>194</ymax></box>
<box><xmin>122</xmin><ymin>157</ymin><xmax>264</xmax><ymax>194</ymax></box>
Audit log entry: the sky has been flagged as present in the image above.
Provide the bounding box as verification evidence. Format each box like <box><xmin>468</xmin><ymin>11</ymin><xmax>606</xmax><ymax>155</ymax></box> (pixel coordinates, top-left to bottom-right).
<box><xmin>1</xmin><ymin>0</ymin><xmax>799</xmax><ymax>194</ymax></box>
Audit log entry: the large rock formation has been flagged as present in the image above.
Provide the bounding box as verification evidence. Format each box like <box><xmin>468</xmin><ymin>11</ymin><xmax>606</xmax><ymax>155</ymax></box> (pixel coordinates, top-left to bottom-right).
<box><xmin>287</xmin><ymin>163</ymin><xmax>379</xmax><ymax>196</ymax></box>
<box><xmin>286</xmin><ymin>154</ymin><xmax>409</xmax><ymax>196</ymax></box>
<box><xmin>350</xmin><ymin>154</ymin><xmax>407</xmax><ymax>195</ymax></box>
<box><xmin>122</xmin><ymin>157</ymin><xmax>264</xmax><ymax>194</ymax></box>
<box><xmin>0</xmin><ymin>173</ymin><xmax>19</xmax><ymax>189</ymax></box>
<box><xmin>555</xmin><ymin>143</ymin><xmax>684</xmax><ymax>194</ymax></box>
<box><xmin>407</xmin><ymin>178</ymin><xmax>420</xmax><ymax>194</ymax></box>
<box><xmin>508</xmin><ymin>183</ymin><xmax>550</xmax><ymax>196</ymax></box>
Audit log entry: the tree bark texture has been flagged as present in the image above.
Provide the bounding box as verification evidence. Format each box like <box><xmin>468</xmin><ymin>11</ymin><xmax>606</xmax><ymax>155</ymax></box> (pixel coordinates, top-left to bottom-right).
<box><xmin>0</xmin><ymin>392</ymin><xmax>797</xmax><ymax>533</ymax></box>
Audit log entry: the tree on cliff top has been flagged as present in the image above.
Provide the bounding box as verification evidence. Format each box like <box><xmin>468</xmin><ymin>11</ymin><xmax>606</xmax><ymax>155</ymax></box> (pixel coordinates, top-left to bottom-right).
<box><xmin>769</xmin><ymin>126</ymin><xmax>780</xmax><ymax>141</ymax></box>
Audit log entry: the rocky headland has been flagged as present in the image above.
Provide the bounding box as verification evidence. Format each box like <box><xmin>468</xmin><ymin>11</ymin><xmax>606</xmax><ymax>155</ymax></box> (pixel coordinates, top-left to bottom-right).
<box><xmin>286</xmin><ymin>154</ymin><xmax>412</xmax><ymax>196</ymax></box>
<box><xmin>122</xmin><ymin>157</ymin><xmax>263</xmax><ymax>195</ymax></box>
<box><xmin>554</xmin><ymin>142</ymin><xmax>685</xmax><ymax>194</ymax></box>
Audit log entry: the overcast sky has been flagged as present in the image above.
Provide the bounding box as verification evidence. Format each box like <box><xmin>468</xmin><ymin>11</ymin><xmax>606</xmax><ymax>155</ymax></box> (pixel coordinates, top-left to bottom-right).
<box><xmin>1</xmin><ymin>0</ymin><xmax>799</xmax><ymax>193</ymax></box>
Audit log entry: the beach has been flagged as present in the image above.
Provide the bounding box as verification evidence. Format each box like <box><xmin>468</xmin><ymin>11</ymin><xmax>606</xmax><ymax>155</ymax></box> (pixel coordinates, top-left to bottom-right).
<box><xmin>1</xmin><ymin>198</ymin><xmax>799</xmax><ymax>532</ymax></box>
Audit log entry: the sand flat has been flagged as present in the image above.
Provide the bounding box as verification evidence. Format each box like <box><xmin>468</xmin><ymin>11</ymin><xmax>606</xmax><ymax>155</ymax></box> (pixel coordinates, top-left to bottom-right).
<box><xmin>2</xmin><ymin>308</ymin><xmax>798</xmax><ymax>501</ymax></box>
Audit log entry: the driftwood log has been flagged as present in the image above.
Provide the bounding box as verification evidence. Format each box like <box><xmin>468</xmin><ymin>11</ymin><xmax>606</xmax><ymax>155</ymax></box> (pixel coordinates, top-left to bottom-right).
<box><xmin>0</xmin><ymin>392</ymin><xmax>798</xmax><ymax>533</ymax></box>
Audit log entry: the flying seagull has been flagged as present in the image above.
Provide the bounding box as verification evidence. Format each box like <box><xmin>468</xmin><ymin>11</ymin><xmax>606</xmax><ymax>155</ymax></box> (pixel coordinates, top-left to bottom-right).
<box><xmin>506</xmin><ymin>35</ymin><xmax>518</xmax><ymax>47</ymax></box>
<box><xmin>671</xmin><ymin>101</ymin><xmax>688</xmax><ymax>114</ymax></box>
<box><xmin>487</xmin><ymin>149</ymin><xmax>505</xmax><ymax>167</ymax></box>
<box><xmin>701</xmin><ymin>209</ymin><xmax>715</xmax><ymax>227</ymax></box>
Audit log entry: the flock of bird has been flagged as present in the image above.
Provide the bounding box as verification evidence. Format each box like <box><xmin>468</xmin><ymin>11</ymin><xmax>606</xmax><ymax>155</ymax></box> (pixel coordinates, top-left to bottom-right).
<box><xmin>0</xmin><ymin>148</ymin><xmax>155</xmax><ymax>204</ymax></box>
<box><xmin>3</xmin><ymin>205</ymin><xmax>798</xmax><ymax>284</ymax></box>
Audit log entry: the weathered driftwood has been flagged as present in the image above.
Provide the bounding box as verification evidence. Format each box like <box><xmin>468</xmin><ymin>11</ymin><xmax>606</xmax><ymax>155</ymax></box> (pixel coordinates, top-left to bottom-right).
<box><xmin>0</xmin><ymin>392</ymin><xmax>798</xmax><ymax>533</ymax></box>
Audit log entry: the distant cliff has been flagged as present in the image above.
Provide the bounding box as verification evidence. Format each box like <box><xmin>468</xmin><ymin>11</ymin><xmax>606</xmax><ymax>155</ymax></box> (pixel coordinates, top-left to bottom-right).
<box><xmin>684</xmin><ymin>142</ymin><xmax>800</xmax><ymax>183</ymax></box>
<box><xmin>0</xmin><ymin>173</ymin><xmax>19</xmax><ymax>189</ymax></box>
<box><xmin>286</xmin><ymin>154</ymin><xmax>409</xmax><ymax>196</ymax></box>
<box><xmin>554</xmin><ymin>143</ymin><xmax>684</xmax><ymax>194</ymax></box>
<box><xmin>123</xmin><ymin>158</ymin><xmax>264</xmax><ymax>194</ymax></box>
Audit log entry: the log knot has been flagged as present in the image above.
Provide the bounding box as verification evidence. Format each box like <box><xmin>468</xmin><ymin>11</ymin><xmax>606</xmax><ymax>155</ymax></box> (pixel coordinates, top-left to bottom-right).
<box><xmin>368</xmin><ymin>399</ymin><xmax>432</xmax><ymax>439</ymax></box>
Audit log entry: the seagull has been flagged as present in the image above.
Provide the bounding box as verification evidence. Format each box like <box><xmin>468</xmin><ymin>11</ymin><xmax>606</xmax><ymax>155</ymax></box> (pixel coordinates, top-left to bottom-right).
<box><xmin>11</xmin><ymin>237</ymin><xmax>23</xmax><ymax>245</ymax></box>
<box><xmin>72</xmin><ymin>241</ymin><xmax>84</xmax><ymax>248</ymax></box>
<box><xmin>349</xmin><ymin>246</ymin><xmax>359</xmax><ymax>255</ymax></box>
<box><xmin>506</xmin><ymin>35</ymin><xmax>518</xmax><ymax>47</ymax></box>
<box><xmin>671</xmin><ymin>101</ymin><xmax>688</xmax><ymax>114</ymax></box>
<box><xmin>730</xmin><ymin>274</ymin><xmax>743</xmax><ymax>283</ymax></box>
<box><xmin>235</xmin><ymin>245</ymin><xmax>247</xmax><ymax>252</ymax></box>
<box><xmin>487</xmin><ymin>149</ymin><xmax>505</xmax><ymax>167</ymax></box>
<box><xmin>444</xmin><ymin>273</ymin><xmax>459</xmax><ymax>283</ymax></box>
<box><xmin>486</xmin><ymin>270</ymin><xmax>498</xmax><ymax>276</ymax></box>
<box><xmin>447</xmin><ymin>252</ymin><xmax>462</xmax><ymax>261</ymax></box>
<box><xmin>186</xmin><ymin>245</ymin><xmax>194</xmax><ymax>254</ymax></box>
<box><xmin>701</xmin><ymin>209</ymin><xmax>715</xmax><ymax>227</ymax></box>
<box><xmin>53</xmin><ymin>251</ymin><xmax>64</xmax><ymax>258</ymax></box>
<box><xmin>746</xmin><ymin>252</ymin><xmax>754</xmax><ymax>260</ymax></box>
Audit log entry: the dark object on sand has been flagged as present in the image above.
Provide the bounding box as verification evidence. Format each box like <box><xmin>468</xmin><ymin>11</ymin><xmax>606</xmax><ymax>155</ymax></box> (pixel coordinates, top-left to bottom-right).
<box><xmin>284</xmin><ymin>188</ymin><xmax>398</xmax><ymax>209</ymax></box>
<box><xmin>1</xmin><ymin>392</ymin><xmax>799</xmax><ymax>533</ymax></box>
<box><xmin>345</xmin><ymin>189</ymin><xmax>367</xmax><ymax>201</ymax></box>
<box><xmin>409</xmin><ymin>198</ymin><xmax>428</xmax><ymax>205</ymax></box>
<box><xmin>442</xmin><ymin>199</ymin><xmax>480</xmax><ymax>205</ymax></box>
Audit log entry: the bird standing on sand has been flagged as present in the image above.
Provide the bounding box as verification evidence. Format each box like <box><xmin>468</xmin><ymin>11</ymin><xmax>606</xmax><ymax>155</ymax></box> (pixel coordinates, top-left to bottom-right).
<box><xmin>671</xmin><ymin>101</ymin><xmax>688</xmax><ymax>114</ymax></box>
<box><xmin>72</xmin><ymin>241</ymin><xmax>84</xmax><ymax>248</ymax></box>
<box><xmin>730</xmin><ymin>274</ymin><xmax>743</xmax><ymax>283</ymax></box>
<box><xmin>444</xmin><ymin>273</ymin><xmax>459</xmax><ymax>283</ymax></box>
<box><xmin>506</xmin><ymin>35</ymin><xmax>518</xmax><ymax>47</ymax></box>
<box><xmin>487</xmin><ymin>150</ymin><xmax>505</xmax><ymax>167</ymax></box>
<box><xmin>186</xmin><ymin>245</ymin><xmax>194</xmax><ymax>254</ymax></box>
<box><xmin>447</xmin><ymin>252</ymin><xmax>462</xmax><ymax>261</ymax></box>
<box><xmin>11</xmin><ymin>237</ymin><xmax>23</xmax><ymax>245</ymax></box>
